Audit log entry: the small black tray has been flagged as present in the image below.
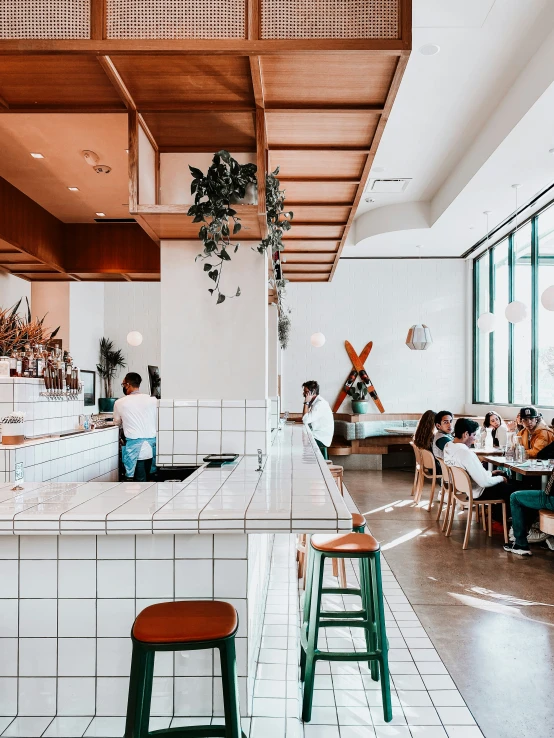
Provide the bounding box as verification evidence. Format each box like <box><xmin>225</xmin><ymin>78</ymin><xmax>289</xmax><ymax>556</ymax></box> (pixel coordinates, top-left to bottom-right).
<box><xmin>202</xmin><ymin>454</ymin><xmax>239</xmax><ymax>467</ymax></box>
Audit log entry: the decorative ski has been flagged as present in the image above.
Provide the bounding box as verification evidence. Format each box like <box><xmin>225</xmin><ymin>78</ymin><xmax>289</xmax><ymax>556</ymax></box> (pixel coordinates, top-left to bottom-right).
<box><xmin>344</xmin><ymin>340</ymin><xmax>385</xmax><ymax>414</ymax></box>
<box><xmin>332</xmin><ymin>341</ymin><xmax>373</xmax><ymax>412</ymax></box>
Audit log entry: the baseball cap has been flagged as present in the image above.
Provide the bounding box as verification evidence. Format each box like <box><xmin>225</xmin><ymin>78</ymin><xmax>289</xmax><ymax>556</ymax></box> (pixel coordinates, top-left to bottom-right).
<box><xmin>520</xmin><ymin>407</ymin><xmax>540</xmax><ymax>418</ymax></box>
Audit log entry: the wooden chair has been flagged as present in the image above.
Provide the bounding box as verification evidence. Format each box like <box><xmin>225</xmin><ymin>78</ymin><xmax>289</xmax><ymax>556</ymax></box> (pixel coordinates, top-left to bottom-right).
<box><xmin>539</xmin><ymin>509</ymin><xmax>554</xmax><ymax>535</ymax></box>
<box><xmin>416</xmin><ymin>448</ymin><xmax>442</xmax><ymax>511</ymax></box>
<box><xmin>445</xmin><ymin>466</ymin><xmax>508</xmax><ymax>550</ymax></box>
<box><xmin>436</xmin><ymin>458</ymin><xmax>453</xmax><ymax>528</ymax></box>
<box><xmin>410</xmin><ymin>441</ymin><xmax>421</xmax><ymax>497</ymax></box>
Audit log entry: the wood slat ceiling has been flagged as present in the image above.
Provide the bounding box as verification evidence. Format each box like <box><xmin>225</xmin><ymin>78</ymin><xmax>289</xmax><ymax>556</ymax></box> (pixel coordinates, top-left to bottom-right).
<box><xmin>0</xmin><ymin>15</ymin><xmax>410</xmax><ymax>283</ymax></box>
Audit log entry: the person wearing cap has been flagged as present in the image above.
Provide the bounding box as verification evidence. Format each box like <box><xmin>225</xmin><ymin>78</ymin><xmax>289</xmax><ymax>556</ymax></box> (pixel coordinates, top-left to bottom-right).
<box><xmin>517</xmin><ymin>407</ymin><xmax>554</xmax><ymax>458</ymax></box>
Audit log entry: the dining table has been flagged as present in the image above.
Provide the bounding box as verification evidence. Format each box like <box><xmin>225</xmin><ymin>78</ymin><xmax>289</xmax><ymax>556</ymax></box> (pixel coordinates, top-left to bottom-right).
<box><xmin>481</xmin><ymin>455</ymin><xmax>553</xmax><ymax>490</ymax></box>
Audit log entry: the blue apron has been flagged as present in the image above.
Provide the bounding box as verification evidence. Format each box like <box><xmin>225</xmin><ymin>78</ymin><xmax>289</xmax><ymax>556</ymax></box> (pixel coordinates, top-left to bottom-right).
<box><xmin>121</xmin><ymin>437</ymin><xmax>157</xmax><ymax>479</ymax></box>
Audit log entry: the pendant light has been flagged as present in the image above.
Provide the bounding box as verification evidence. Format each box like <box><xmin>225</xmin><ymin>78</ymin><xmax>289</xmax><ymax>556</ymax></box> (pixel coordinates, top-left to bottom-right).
<box><xmin>127</xmin><ymin>331</ymin><xmax>143</xmax><ymax>346</ymax></box>
<box><xmin>406</xmin><ymin>245</ymin><xmax>433</xmax><ymax>350</ymax></box>
<box><xmin>310</xmin><ymin>332</ymin><xmax>326</xmax><ymax>348</ymax></box>
<box><xmin>505</xmin><ymin>185</ymin><xmax>528</xmax><ymax>324</ymax></box>
<box><xmin>477</xmin><ymin>211</ymin><xmax>496</xmax><ymax>333</ymax></box>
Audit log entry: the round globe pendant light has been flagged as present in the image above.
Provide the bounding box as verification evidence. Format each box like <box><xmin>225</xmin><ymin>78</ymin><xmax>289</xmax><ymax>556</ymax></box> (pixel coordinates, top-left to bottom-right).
<box><xmin>541</xmin><ymin>285</ymin><xmax>554</xmax><ymax>311</ymax></box>
<box><xmin>406</xmin><ymin>324</ymin><xmax>433</xmax><ymax>351</ymax></box>
<box><xmin>127</xmin><ymin>331</ymin><xmax>143</xmax><ymax>347</ymax></box>
<box><xmin>477</xmin><ymin>312</ymin><xmax>496</xmax><ymax>333</ymax></box>
<box><xmin>310</xmin><ymin>332</ymin><xmax>326</xmax><ymax>348</ymax></box>
<box><xmin>505</xmin><ymin>300</ymin><xmax>528</xmax><ymax>323</ymax></box>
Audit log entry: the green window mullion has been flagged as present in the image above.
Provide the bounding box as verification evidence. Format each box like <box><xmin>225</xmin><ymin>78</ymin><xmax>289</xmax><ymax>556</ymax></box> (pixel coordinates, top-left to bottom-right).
<box><xmin>489</xmin><ymin>246</ymin><xmax>495</xmax><ymax>403</ymax></box>
<box><xmin>473</xmin><ymin>261</ymin><xmax>479</xmax><ymax>403</ymax></box>
<box><xmin>531</xmin><ymin>216</ymin><xmax>539</xmax><ymax>405</ymax></box>
<box><xmin>508</xmin><ymin>233</ymin><xmax>514</xmax><ymax>404</ymax></box>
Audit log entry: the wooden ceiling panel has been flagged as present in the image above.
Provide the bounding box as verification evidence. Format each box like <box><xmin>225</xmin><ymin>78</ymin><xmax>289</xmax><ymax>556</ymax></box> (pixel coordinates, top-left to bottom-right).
<box><xmin>285</xmin><ymin>273</ymin><xmax>330</xmax><ymax>282</ymax></box>
<box><xmin>282</xmin><ymin>240</ymin><xmax>339</xmax><ymax>252</ymax></box>
<box><xmin>284</xmin><ymin>205</ymin><xmax>350</xmax><ymax>223</ymax></box>
<box><xmin>283</xmin><ymin>263</ymin><xmax>332</xmax><ymax>273</ymax></box>
<box><xmin>266</xmin><ymin>111</ymin><xmax>379</xmax><ymax>148</ymax></box>
<box><xmin>14</xmin><ymin>272</ymin><xmax>69</xmax><ymax>281</ymax></box>
<box><xmin>283</xmin><ymin>224</ymin><xmax>344</xmax><ymax>239</ymax></box>
<box><xmin>0</xmin><ymin>250</ymin><xmax>41</xmax><ymax>264</ymax></box>
<box><xmin>283</xmin><ymin>252</ymin><xmax>335</xmax><ymax>264</ymax></box>
<box><xmin>72</xmin><ymin>273</ymin><xmax>126</xmax><ymax>281</ymax></box>
<box><xmin>136</xmin><ymin>205</ymin><xmax>261</xmax><ymax>241</ymax></box>
<box><xmin>113</xmin><ymin>55</ymin><xmax>254</xmax><ymax>109</ymax></box>
<box><xmin>261</xmin><ymin>54</ymin><xmax>398</xmax><ymax>108</ymax></box>
<box><xmin>142</xmin><ymin>111</ymin><xmax>256</xmax><ymax>151</ymax></box>
<box><xmin>0</xmin><ymin>57</ymin><xmax>125</xmax><ymax>109</ymax></box>
<box><xmin>270</xmin><ymin>150</ymin><xmax>366</xmax><ymax>180</ymax></box>
<box><xmin>281</xmin><ymin>181</ymin><xmax>358</xmax><ymax>205</ymax></box>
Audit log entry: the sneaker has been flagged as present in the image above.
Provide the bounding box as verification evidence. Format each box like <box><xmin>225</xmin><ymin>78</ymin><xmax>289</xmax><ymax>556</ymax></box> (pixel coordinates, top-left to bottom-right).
<box><xmin>545</xmin><ymin>536</ymin><xmax>554</xmax><ymax>551</ymax></box>
<box><xmin>508</xmin><ymin>526</ymin><xmax>515</xmax><ymax>543</ymax></box>
<box><xmin>527</xmin><ymin>522</ymin><xmax>548</xmax><ymax>544</ymax></box>
<box><xmin>504</xmin><ymin>542</ymin><xmax>532</xmax><ymax>556</ymax></box>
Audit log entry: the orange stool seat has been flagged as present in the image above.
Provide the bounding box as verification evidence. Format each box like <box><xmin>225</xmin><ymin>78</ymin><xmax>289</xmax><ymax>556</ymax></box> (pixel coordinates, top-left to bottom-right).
<box><xmin>351</xmin><ymin>512</ymin><xmax>366</xmax><ymax>530</ymax></box>
<box><xmin>311</xmin><ymin>532</ymin><xmax>379</xmax><ymax>554</ymax></box>
<box><xmin>133</xmin><ymin>600</ymin><xmax>238</xmax><ymax>644</ymax></box>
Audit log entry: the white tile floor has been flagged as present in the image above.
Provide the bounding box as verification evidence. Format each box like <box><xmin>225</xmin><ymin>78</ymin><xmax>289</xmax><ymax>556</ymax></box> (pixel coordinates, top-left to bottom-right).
<box><xmin>0</xmin><ymin>535</ymin><xmax>485</xmax><ymax>738</ymax></box>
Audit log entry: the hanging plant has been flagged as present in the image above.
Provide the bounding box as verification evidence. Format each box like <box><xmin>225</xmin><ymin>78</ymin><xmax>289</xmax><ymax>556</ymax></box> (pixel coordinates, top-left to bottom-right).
<box><xmin>255</xmin><ymin>167</ymin><xmax>293</xmax><ymax>257</ymax></box>
<box><xmin>278</xmin><ymin>312</ymin><xmax>291</xmax><ymax>350</ymax></box>
<box><xmin>188</xmin><ymin>150</ymin><xmax>257</xmax><ymax>304</ymax></box>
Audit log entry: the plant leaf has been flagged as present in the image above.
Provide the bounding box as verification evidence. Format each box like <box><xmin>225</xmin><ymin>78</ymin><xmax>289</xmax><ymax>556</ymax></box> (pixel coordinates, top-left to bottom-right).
<box><xmin>203</xmin><ymin>263</ymin><xmax>212</xmax><ymax>271</ymax></box>
<box><xmin>236</xmin><ymin>287</ymin><xmax>241</xmax><ymax>297</ymax></box>
<box><xmin>216</xmin><ymin>293</ymin><xmax>226</xmax><ymax>304</ymax></box>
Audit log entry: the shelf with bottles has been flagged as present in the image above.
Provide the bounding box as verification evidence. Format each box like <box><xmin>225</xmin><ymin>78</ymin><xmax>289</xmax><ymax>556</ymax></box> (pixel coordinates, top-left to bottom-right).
<box><xmin>0</xmin><ymin>344</ymin><xmax>83</xmax><ymax>400</ymax></box>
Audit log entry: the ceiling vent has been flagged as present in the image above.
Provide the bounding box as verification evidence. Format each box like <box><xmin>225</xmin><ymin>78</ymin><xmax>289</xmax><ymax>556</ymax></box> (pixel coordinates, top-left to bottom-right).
<box><xmin>93</xmin><ymin>218</ymin><xmax>136</xmax><ymax>223</ymax></box>
<box><xmin>367</xmin><ymin>178</ymin><xmax>411</xmax><ymax>194</ymax></box>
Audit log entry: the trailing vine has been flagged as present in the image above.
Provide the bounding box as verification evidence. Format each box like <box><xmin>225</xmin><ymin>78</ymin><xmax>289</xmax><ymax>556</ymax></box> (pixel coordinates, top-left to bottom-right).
<box><xmin>188</xmin><ymin>150</ymin><xmax>257</xmax><ymax>303</ymax></box>
<box><xmin>255</xmin><ymin>167</ymin><xmax>293</xmax><ymax>257</ymax></box>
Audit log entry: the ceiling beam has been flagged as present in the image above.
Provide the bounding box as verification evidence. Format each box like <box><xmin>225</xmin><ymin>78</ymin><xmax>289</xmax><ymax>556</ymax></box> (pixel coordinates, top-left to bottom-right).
<box><xmin>329</xmin><ymin>50</ymin><xmax>410</xmax><ymax>280</ymax></box>
<box><xmin>0</xmin><ymin>94</ymin><xmax>9</xmax><ymax>109</ymax></box>
<box><xmin>97</xmin><ymin>55</ymin><xmax>136</xmax><ymax>110</ymax></box>
<box><xmin>250</xmin><ymin>55</ymin><xmax>268</xmax><ymax>240</ymax></box>
<box><xmin>265</xmin><ymin>106</ymin><xmax>384</xmax><ymax>114</ymax></box>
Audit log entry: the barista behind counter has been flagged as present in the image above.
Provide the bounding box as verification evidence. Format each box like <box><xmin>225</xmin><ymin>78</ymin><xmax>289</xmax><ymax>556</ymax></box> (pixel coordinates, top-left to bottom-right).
<box><xmin>113</xmin><ymin>372</ymin><xmax>157</xmax><ymax>481</ymax></box>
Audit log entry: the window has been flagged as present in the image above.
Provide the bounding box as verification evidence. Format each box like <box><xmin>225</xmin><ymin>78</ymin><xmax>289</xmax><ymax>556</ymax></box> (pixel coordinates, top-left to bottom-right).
<box><xmin>473</xmin><ymin>202</ymin><xmax>554</xmax><ymax>406</ymax></box>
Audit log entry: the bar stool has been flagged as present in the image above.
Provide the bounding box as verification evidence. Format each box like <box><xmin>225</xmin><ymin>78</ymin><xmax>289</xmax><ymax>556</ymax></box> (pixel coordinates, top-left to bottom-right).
<box><xmin>300</xmin><ymin>532</ymin><xmax>392</xmax><ymax>723</ymax></box>
<box><xmin>329</xmin><ymin>464</ymin><xmax>344</xmax><ymax>494</ymax></box>
<box><xmin>124</xmin><ymin>601</ymin><xmax>246</xmax><ymax>738</ymax></box>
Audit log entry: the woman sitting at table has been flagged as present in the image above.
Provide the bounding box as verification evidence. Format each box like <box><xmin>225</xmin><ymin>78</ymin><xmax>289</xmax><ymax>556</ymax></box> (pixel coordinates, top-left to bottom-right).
<box><xmin>483</xmin><ymin>412</ymin><xmax>508</xmax><ymax>448</ymax></box>
<box><xmin>413</xmin><ymin>409</ymin><xmax>436</xmax><ymax>452</ymax></box>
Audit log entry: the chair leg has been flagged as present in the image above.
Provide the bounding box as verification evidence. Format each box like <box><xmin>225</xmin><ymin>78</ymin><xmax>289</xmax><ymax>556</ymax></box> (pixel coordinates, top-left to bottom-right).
<box><xmin>414</xmin><ymin>470</ymin><xmax>424</xmax><ymax>504</ymax></box>
<box><xmin>124</xmin><ymin>644</ymin><xmax>154</xmax><ymax>738</ymax></box>
<box><xmin>427</xmin><ymin>474</ymin><xmax>437</xmax><ymax>512</ymax></box>
<box><xmin>463</xmin><ymin>504</ymin><xmax>473</xmax><ymax>550</ymax></box>
<box><xmin>501</xmin><ymin>502</ymin><xmax>509</xmax><ymax>543</ymax></box>
<box><xmin>219</xmin><ymin>638</ymin><xmax>242</xmax><ymax>738</ymax></box>
<box><xmin>360</xmin><ymin>557</ymin><xmax>378</xmax><ymax>682</ymax></box>
<box><xmin>302</xmin><ymin>543</ymin><xmax>314</xmax><ymax>626</ymax></box>
<box><xmin>371</xmin><ymin>552</ymin><xmax>392</xmax><ymax>723</ymax></box>
<box><xmin>411</xmin><ymin>464</ymin><xmax>419</xmax><ymax>497</ymax></box>
<box><xmin>302</xmin><ymin>552</ymin><xmax>324</xmax><ymax>722</ymax></box>
<box><xmin>338</xmin><ymin>559</ymin><xmax>347</xmax><ymax>588</ymax></box>
<box><xmin>442</xmin><ymin>488</ymin><xmax>452</xmax><ymax>533</ymax></box>
<box><xmin>487</xmin><ymin>505</ymin><xmax>492</xmax><ymax>537</ymax></box>
<box><xmin>445</xmin><ymin>497</ymin><xmax>456</xmax><ymax>537</ymax></box>
<box><xmin>435</xmin><ymin>483</ymin><xmax>445</xmax><ymax>522</ymax></box>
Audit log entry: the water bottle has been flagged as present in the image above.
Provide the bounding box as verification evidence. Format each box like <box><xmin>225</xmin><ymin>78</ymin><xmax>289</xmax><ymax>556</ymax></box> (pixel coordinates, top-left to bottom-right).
<box><xmin>485</xmin><ymin>427</ymin><xmax>493</xmax><ymax>448</ymax></box>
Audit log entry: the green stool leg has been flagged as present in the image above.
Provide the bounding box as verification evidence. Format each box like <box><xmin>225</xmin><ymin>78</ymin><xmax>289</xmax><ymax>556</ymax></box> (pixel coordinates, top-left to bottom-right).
<box><xmin>360</xmin><ymin>557</ymin><xmax>379</xmax><ymax>682</ymax></box>
<box><xmin>372</xmin><ymin>552</ymin><xmax>392</xmax><ymax>722</ymax></box>
<box><xmin>302</xmin><ymin>541</ymin><xmax>315</xmax><ymax>626</ymax></box>
<box><xmin>124</xmin><ymin>645</ymin><xmax>154</xmax><ymax>738</ymax></box>
<box><xmin>302</xmin><ymin>551</ymin><xmax>324</xmax><ymax>722</ymax></box>
<box><xmin>352</xmin><ymin>522</ymin><xmax>366</xmax><ymax>533</ymax></box>
<box><xmin>219</xmin><ymin>637</ymin><xmax>242</xmax><ymax>738</ymax></box>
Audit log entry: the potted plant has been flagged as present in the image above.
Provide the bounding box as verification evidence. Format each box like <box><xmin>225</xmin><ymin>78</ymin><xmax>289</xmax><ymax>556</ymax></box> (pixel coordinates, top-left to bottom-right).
<box><xmin>96</xmin><ymin>337</ymin><xmax>126</xmax><ymax>412</ymax></box>
<box><xmin>348</xmin><ymin>382</ymin><xmax>369</xmax><ymax>414</ymax></box>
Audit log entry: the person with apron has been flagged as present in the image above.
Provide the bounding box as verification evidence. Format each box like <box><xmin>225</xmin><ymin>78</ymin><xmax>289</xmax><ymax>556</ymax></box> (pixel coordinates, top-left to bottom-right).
<box><xmin>113</xmin><ymin>372</ymin><xmax>157</xmax><ymax>481</ymax></box>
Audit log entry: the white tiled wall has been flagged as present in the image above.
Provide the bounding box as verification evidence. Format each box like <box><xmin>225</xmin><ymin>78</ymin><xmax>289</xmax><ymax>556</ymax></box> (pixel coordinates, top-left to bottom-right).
<box><xmin>157</xmin><ymin>399</ymin><xmax>271</xmax><ymax>466</ymax></box>
<box><xmin>0</xmin><ymin>378</ymin><xmax>85</xmax><ymax>440</ymax></box>
<box><xmin>269</xmin><ymin>396</ymin><xmax>280</xmax><ymax>431</ymax></box>
<box><xmin>0</xmin><ymin>532</ymin><xmax>273</xmax><ymax>719</ymax></box>
<box><xmin>0</xmin><ymin>428</ymin><xmax>119</xmax><ymax>484</ymax></box>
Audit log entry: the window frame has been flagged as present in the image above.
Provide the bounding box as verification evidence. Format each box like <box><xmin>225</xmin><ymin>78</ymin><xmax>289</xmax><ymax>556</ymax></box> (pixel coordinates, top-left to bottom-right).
<box><xmin>472</xmin><ymin>200</ymin><xmax>554</xmax><ymax>407</ymax></box>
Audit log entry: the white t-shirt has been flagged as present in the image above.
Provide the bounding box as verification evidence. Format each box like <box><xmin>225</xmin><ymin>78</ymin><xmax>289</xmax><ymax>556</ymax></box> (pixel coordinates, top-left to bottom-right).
<box><xmin>302</xmin><ymin>395</ymin><xmax>334</xmax><ymax>447</ymax></box>
<box><xmin>113</xmin><ymin>392</ymin><xmax>158</xmax><ymax>459</ymax></box>
<box><xmin>444</xmin><ymin>440</ymin><xmax>503</xmax><ymax>498</ymax></box>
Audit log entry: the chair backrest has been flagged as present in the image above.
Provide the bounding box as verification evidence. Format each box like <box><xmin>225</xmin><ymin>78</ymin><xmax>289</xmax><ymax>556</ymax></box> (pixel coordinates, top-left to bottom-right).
<box><xmin>449</xmin><ymin>465</ymin><xmax>473</xmax><ymax>503</ymax></box>
<box><xmin>420</xmin><ymin>448</ymin><xmax>437</xmax><ymax>473</ymax></box>
<box><xmin>410</xmin><ymin>441</ymin><xmax>422</xmax><ymax>466</ymax></box>
<box><xmin>438</xmin><ymin>458</ymin><xmax>452</xmax><ymax>488</ymax></box>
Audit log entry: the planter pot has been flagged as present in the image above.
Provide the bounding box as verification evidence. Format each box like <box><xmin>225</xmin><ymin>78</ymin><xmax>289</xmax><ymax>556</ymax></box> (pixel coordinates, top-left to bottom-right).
<box><xmin>352</xmin><ymin>401</ymin><xmax>369</xmax><ymax>414</ymax></box>
<box><xmin>1</xmin><ymin>422</ymin><xmax>25</xmax><ymax>445</ymax></box>
<box><xmin>98</xmin><ymin>398</ymin><xmax>117</xmax><ymax>413</ymax></box>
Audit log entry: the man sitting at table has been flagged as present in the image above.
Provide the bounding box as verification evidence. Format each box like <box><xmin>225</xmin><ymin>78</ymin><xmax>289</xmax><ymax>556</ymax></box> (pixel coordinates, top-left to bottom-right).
<box><xmin>432</xmin><ymin>410</ymin><xmax>453</xmax><ymax>460</ymax></box>
<box><xmin>518</xmin><ymin>407</ymin><xmax>554</xmax><ymax>458</ymax></box>
<box><xmin>504</xmin><ymin>476</ymin><xmax>554</xmax><ymax>556</ymax></box>
<box><xmin>301</xmin><ymin>380</ymin><xmax>334</xmax><ymax>460</ymax></box>
<box><xmin>444</xmin><ymin>418</ymin><xmax>514</xmax><ymax>511</ymax></box>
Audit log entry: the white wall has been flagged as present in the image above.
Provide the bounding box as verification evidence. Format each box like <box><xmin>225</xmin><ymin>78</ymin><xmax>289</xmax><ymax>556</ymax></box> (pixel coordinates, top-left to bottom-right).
<box><xmin>0</xmin><ymin>273</ymin><xmax>31</xmax><ymax>316</ymax></box>
<box><xmin>161</xmin><ymin>240</ymin><xmax>267</xmax><ymax>399</ymax></box>
<box><xmin>268</xmin><ymin>304</ymin><xmax>279</xmax><ymax>397</ymax></box>
<box><xmin>30</xmin><ymin>282</ymin><xmax>70</xmax><ymax>347</ymax></box>
<box><xmin>69</xmin><ymin>283</ymin><xmax>104</xmax><ymax>410</ymax></box>
<box><xmin>104</xmin><ymin>282</ymin><xmax>161</xmax><ymax>396</ymax></box>
<box><xmin>138</xmin><ymin>125</ymin><xmax>156</xmax><ymax>205</ymax></box>
<box><xmin>282</xmin><ymin>259</ymin><xmax>467</xmax><ymax>414</ymax></box>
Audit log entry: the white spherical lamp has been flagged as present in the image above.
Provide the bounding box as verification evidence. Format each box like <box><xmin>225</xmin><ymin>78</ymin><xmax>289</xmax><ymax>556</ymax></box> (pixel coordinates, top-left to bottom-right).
<box><xmin>477</xmin><ymin>312</ymin><xmax>496</xmax><ymax>333</ymax></box>
<box><xmin>541</xmin><ymin>285</ymin><xmax>554</xmax><ymax>311</ymax></box>
<box><xmin>310</xmin><ymin>332</ymin><xmax>326</xmax><ymax>348</ymax></box>
<box><xmin>504</xmin><ymin>301</ymin><xmax>528</xmax><ymax>324</ymax></box>
<box><xmin>127</xmin><ymin>331</ymin><xmax>143</xmax><ymax>347</ymax></box>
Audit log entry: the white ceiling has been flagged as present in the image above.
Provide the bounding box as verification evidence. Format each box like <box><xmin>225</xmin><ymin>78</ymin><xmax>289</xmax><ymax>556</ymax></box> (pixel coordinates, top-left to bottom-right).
<box><xmin>0</xmin><ymin>114</ymin><xmax>128</xmax><ymax>222</ymax></box>
<box><xmin>349</xmin><ymin>0</ymin><xmax>554</xmax><ymax>258</ymax></box>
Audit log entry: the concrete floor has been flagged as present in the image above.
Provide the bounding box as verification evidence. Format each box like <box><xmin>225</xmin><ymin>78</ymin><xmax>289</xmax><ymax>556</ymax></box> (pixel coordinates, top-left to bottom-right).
<box><xmin>346</xmin><ymin>468</ymin><xmax>554</xmax><ymax>738</ymax></box>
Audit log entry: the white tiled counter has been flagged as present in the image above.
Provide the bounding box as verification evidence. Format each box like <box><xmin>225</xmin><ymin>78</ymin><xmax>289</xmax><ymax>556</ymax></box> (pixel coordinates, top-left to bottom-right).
<box><xmin>0</xmin><ymin>425</ymin><xmax>351</xmax><ymax>722</ymax></box>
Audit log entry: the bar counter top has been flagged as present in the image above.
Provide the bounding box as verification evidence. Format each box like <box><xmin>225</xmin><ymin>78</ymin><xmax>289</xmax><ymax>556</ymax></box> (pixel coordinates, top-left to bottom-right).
<box><xmin>0</xmin><ymin>424</ymin><xmax>352</xmax><ymax>535</ymax></box>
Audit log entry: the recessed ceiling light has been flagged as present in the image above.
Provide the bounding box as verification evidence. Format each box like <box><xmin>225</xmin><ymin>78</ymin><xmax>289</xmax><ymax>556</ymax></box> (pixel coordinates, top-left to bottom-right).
<box><xmin>125</xmin><ymin>149</ymin><xmax>129</xmax><ymax>154</ymax></box>
<box><xmin>30</xmin><ymin>152</ymin><xmax>44</xmax><ymax>159</ymax></box>
<box><xmin>67</xmin><ymin>187</ymin><xmax>79</xmax><ymax>192</ymax></box>
<box><xmin>96</xmin><ymin>212</ymin><xmax>106</xmax><ymax>217</ymax></box>
<box><xmin>419</xmin><ymin>44</ymin><xmax>440</xmax><ymax>56</ymax></box>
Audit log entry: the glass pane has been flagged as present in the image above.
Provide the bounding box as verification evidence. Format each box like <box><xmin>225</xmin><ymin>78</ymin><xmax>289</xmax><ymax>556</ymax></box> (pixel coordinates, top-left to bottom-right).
<box><xmin>475</xmin><ymin>254</ymin><xmax>490</xmax><ymax>402</ymax></box>
<box><xmin>537</xmin><ymin>204</ymin><xmax>554</xmax><ymax>406</ymax></box>
<box><xmin>492</xmin><ymin>240</ymin><xmax>509</xmax><ymax>403</ymax></box>
<box><xmin>513</xmin><ymin>222</ymin><xmax>532</xmax><ymax>405</ymax></box>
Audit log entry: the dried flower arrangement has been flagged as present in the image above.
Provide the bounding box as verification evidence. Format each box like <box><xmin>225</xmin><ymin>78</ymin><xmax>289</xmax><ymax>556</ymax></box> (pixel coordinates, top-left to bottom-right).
<box><xmin>0</xmin><ymin>299</ymin><xmax>59</xmax><ymax>356</ymax></box>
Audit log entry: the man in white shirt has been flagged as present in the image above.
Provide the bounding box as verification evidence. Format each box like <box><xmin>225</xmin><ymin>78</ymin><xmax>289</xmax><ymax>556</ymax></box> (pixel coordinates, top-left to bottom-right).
<box><xmin>113</xmin><ymin>372</ymin><xmax>158</xmax><ymax>481</ymax></box>
<box><xmin>301</xmin><ymin>380</ymin><xmax>334</xmax><ymax>460</ymax></box>
<box><xmin>444</xmin><ymin>418</ymin><xmax>512</xmax><ymax>507</ymax></box>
